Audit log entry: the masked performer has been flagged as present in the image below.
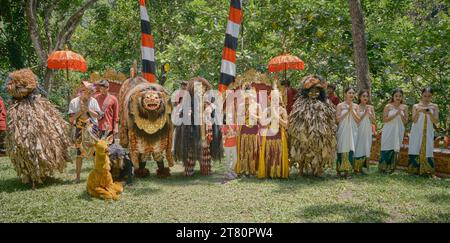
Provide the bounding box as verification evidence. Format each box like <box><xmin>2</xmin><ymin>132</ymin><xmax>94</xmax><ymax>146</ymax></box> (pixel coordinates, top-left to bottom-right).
<box><xmin>173</xmin><ymin>77</ymin><xmax>222</xmax><ymax>176</ymax></box>
<box><xmin>5</xmin><ymin>69</ymin><xmax>71</xmax><ymax>188</ymax></box>
<box><xmin>288</xmin><ymin>75</ymin><xmax>337</xmax><ymax>177</ymax></box>
<box><xmin>119</xmin><ymin>77</ymin><xmax>173</xmax><ymax>178</ymax></box>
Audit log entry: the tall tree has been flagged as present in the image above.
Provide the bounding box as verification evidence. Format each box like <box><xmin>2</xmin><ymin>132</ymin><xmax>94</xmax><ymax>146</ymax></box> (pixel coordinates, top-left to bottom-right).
<box><xmin>348</xmin><ymin>0</ymin><xmax>371</xmax><ymax>91</ymax></box>
<box><xmin>0</xmin><ymin>0</ymin><xmax>31</xmax><ymax>70</ymax></box>
<box><xmin>24</xmin><ymin>0</ymin><xmax>99</xmax><ymax>93</ymax></box>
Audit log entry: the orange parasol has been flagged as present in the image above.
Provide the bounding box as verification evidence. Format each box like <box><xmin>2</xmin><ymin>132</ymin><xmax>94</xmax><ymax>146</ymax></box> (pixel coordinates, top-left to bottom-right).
<box><xmin>47</xmin><ymin>45</ymin><xmax>87</xmax><ymax>82</ymax></box>
<box><xmin>268</xmin><ymin>53</ymin><xmax>305</xmax><ymax>81</ymax></box>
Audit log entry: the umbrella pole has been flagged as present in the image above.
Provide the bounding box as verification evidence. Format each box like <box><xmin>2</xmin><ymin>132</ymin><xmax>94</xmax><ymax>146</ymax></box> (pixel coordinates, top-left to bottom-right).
<box><xmin>66</xmin><ymin>68</ymin><xmax>71</xmax><ymax>107</ymax></box>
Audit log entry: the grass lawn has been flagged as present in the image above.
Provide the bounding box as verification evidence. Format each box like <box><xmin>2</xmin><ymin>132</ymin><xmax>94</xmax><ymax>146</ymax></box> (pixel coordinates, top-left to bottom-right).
<box><xmin>0</xmin><ymin>156</ymin><xmax>449</xmax><ymax>223</ymax></box>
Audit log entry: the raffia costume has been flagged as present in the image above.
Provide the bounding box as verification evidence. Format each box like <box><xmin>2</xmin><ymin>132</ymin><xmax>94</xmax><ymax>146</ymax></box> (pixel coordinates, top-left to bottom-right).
<box><xmin>5</xmin><ymin>69</ymin><xmax>71</xmax><ymax>186</ymax></box>
<box><xmin>288</xmin><ymin>75</ymin><xmax>337</xmax><ymax>176</ymax></box>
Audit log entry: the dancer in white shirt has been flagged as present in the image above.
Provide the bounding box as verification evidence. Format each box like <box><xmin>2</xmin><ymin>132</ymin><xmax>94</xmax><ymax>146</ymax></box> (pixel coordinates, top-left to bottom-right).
<box><xmin>354</xmin><ymin>90</ymin><xmax>375</xmax><ymax>174</ymax></box>
<box><xmin>336</xmin><ymin>87</ymin><xmax>360</xmax><ymax>179</ymax></box>
<box><xmin>408</xmin><ymin>87</ymin><xmax>440</xmax><ymax>176</ymax></box>
<box><xmin>379</xmin><ymin>89</ymin><xmax>408</xmax><ymax>173</ymax></box>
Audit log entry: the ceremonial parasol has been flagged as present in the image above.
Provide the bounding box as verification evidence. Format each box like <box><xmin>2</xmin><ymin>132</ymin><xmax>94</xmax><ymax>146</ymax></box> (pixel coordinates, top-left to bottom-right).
<box><xmin>267</xmin><ymin>53</ymin><xmax>305</xmax><ymax>81</ymax></box>
<box><xmin>47</xmin><ymin>45</ymin><xmax>87</xmax><ymax>82</ymax></box>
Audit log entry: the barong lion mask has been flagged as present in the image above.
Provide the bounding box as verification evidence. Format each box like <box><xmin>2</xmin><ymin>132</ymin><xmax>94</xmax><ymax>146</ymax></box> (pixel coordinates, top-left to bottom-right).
<box><xmin>130</xmin><ymin>83</ymin><xmax>171</xmax><ymax>135</ymax></box>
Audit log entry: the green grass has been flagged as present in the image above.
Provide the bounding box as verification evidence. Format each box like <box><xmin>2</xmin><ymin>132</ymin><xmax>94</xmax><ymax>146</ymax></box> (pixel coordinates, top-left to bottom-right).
<box><xmin>0</xmin><ymin>156</ymin><xmax>449</xmax><ymax>222</ymax></box>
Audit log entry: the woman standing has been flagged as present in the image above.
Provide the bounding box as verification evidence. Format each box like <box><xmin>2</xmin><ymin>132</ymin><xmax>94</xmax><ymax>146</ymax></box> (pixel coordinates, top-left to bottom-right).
<box><xmin>257</xmin><ymin>93</ymin><xmax>289</xmax><ymax>179</ymax></box>
<box><xmin>354</xmin><ymin>90</ymin><xmax>375</xmax><ymax>174</ymax></box>
<box><xmin>235</xmin><ymin>89</ymin><xmax>262</xmax><ymax>177</ymax></box>
<box><xmin>379</xmin><ymin>89</ymin><xmax>408</xmax><ymax>173</ymax></box>
<box><xmin>336</xmin><ymin>88</ymin><xmax>360</xmax><ymax>179</ymax></box>
<box><xmin>408</xmin><ymin>87</ymin><xmax>439</xmax><ymax>176</ymax></box>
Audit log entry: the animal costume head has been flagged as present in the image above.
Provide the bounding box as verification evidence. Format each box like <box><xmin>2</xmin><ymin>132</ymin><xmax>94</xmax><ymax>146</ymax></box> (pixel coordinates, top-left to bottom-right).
<box><xmin>108</xmin><ymin>143</ymin><xmax>126</xmax><ymax>171</ymax></box>
<box><xmin>93</xmin><ymin>139</ymin><xmax>112</xmax><ymax>170</ymax></box>
<box><xmin>300</xmin><ymin>74</ymin><xmax>328</xmax><ymax>102</ymax></box>
<box><xmin>108</xmin><ymin>143</ymin><xmax>134</xmax><ymax>183</ymax></box>
<box><xmin>6</xmin><ymin>68</ymin><xmax>38</xmax><ymax>99</ymax></box>
<box><xmin>123</xmin><ymin>77</ymin><xmax>172</xmax><ymax>142</ymax></box>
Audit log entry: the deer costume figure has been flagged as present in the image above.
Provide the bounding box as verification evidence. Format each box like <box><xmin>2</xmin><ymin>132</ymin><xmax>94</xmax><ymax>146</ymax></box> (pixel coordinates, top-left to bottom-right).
<box><xmin>86</xmin><ymin>133</ymin><xmax>123</xmax><ymax>200</ymax></box>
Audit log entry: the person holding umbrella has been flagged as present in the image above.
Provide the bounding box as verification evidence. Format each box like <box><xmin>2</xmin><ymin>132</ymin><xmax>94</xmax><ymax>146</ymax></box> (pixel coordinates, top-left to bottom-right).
<box><xmin>68</xmin><ymin>81</ymin><xmax>101</xmax><ymax>183</ymax></box>
<box><xmin>267</xmin><ymin>53</ymin><xmax>304</xmax><ymax>115</ymax></box>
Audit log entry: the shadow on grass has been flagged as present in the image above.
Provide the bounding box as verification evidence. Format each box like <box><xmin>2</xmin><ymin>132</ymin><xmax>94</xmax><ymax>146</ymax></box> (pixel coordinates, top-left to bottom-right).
<box><xmin>67</xmin><ymin>167</ymin><xmax>92</xmax><ymax>174</ymax></box>
<box><xmin>409</xmin><ymin>212</ymin><xmax>450</xmax><ymax>222</ymax></box>
<box><xmin>133</xmin><ymin>170</ymin><xmax>226</xmax><ymax>186</ymax></box>
<box><xmin>128</xmin><ymin>186</ymin><xmax>161</xmax><ymax>196</ymax></box>
<box><xmin>78</xmin><ymin>191</ymin><xmax>94</xmax><ymax>201</ymax></box>
<box><xmin>427</xmin><ymin>192</ymin><xmax>450</xmax><ymax>205</ymax></box>
<box><xmin>298</xmin><ymin>203</ymin><xmax>391</xmax><ymax>222</ymax></box>
<box><xmin>263</xmin><ymin>165</ymin><xmax>449</xmax><ymax>194</ymax></box>
<box><xmin>0</xmin><ymin>176</ymin><xmax>71</xmax><ymax>193</ymax></box>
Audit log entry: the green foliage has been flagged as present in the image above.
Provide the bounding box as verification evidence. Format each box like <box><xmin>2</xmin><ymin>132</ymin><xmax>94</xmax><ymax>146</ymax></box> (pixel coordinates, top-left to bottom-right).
<box><xmin>0</xmin><ymin>0</ymin><xmax>448</xmax><ymax>130</ymax></box>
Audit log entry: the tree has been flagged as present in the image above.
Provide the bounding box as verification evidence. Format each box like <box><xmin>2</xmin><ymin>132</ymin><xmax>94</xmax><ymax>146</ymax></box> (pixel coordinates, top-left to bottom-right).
<box><xmin>24</xmin><ymin>0</ymin><xmax>99</xmax><ymax>93</ymax></box>
<box><xmin>348</xmin><ymin>0</ymin><xmax>371</xmax><ymax>91</ymax></box>
<box><xmin>0</xmin><ymin>0</ymin><xmax>37</xmax><ymax>71</ymax></box>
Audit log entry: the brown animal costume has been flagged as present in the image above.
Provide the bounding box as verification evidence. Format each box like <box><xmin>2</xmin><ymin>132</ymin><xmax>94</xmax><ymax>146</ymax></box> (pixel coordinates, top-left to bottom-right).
<box><xmin>173</xmin><ymin>77</ymin><xmax>223</xmax><ymax>176</ymax></box>
<box><xmin>119</xmin><ymin>77</ymin><xmax>173</xmax><ymax>178</ymax></box>
<box><xmin>86</xmin><ymin>135</ymin><xmax>123</xmax><ymax>200</ymax></box>
<box><xmin>288</xmin><ymin>75</ymin><xmax>337</xmax><ymax>177</ymax></box>
<box><xmin>5</xmin><ymin>69</ymin><xmax>71</xmax><ymax>187</ymax></box>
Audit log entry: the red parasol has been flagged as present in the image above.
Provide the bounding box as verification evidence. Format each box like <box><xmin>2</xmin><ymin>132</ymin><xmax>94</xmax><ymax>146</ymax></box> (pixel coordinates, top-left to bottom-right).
<box><xmin>47</xmin><ymin>45</ymin><xmax>87</xmax><ymax>82</ymax></box>
<box><xmin>267</xmin><ymin>53</ymin><xmax>305</xmax><ymax>81</ymax></box>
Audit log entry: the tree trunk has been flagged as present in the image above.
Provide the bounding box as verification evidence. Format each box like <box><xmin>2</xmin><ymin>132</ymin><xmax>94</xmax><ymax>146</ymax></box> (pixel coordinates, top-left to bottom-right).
<box><xmin>24</xmin><ymin>0</ymin><xmax>47</xmax><ymax>64</ymax></box>
<box><xmin>44</xmin><ymin>68</ymin><xmax>55</xmax><ymax>93</ymax></box>
<box><xmin>348</xmin><ymin>0</ymin><xmax>371</xmax><ymax>91</ymax></box>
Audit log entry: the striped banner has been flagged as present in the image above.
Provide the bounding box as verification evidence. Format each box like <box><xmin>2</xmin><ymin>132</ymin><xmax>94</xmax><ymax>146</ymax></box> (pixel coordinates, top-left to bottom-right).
<box><xmin>139</xmin><ymin>0</ymin><xmax>156</xmax><ymax>83</ymax></box>
<box><xmin>219</xmin><ymin>0</ymin><xmax>242</xmax><ymax>93</ymax></box>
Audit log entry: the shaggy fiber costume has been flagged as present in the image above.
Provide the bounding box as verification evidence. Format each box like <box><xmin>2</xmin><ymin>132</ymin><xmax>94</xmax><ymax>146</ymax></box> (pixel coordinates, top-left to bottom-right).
<box><xmin>108</xmin><ymin>143</ymin><xmax>133</xmax><ymax>185</ymax></box>
<box><xmin>87</xmin><ymin>137</ymin><xmax>123</xmax><ymax>200</ymax></box>
<box><xmin>119</xmin><ymin>77</ymin><xmax>173</xmax><ymax>178</ymax></box>
<box><xmin>288</xmin><ymin>75</ymin><xmax>337</xmax><ymax>177</ymax></box>
<box><xmin>173</xmin><ymin>77</ymin><xmax>222</xmax><ymax>176</ymax></box>
<box><xmin>5</xmin><ymin>69</ymin><xmax>71</xmax><ymax>187</ymax></box>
